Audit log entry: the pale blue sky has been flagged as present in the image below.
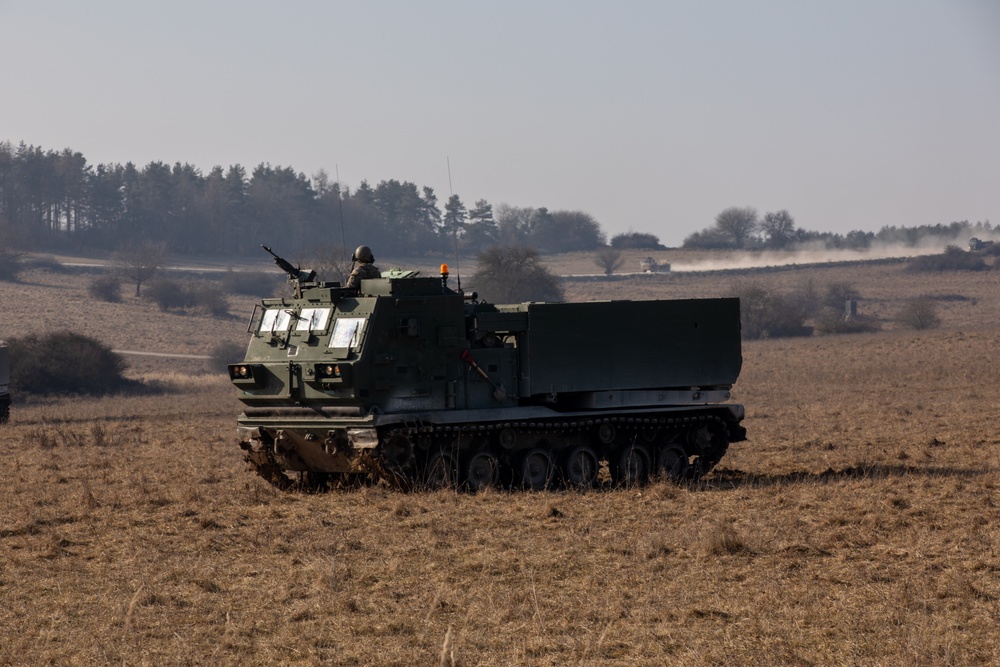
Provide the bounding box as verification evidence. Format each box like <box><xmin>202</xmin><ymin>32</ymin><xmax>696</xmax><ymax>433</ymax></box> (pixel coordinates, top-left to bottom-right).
<box><xmin>2</xmin><ymin>0</ymin><xmax>997</xmax><ymax>245</ymax></box>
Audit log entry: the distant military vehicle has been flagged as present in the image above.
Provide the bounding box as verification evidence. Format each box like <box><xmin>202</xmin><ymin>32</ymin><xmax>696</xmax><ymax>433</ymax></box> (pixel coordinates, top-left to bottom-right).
<box><xmin>640</xmin><ymin>257</ymin><xmax>670</xmax><ymax>273</ymax></box>
<box><xmin>0</xmin><ymin>341</ymin><xmax>10</xmax><ymax>424</ymax></box>
<box><xmin>228</xmin><ymin>246</ymin><xmax>745</xmax><ymax>490</ymax></box>
<box><xmin>968</xmin><ymin>237</ymin><xmax>995</xmax><ymax>252</ymax></box>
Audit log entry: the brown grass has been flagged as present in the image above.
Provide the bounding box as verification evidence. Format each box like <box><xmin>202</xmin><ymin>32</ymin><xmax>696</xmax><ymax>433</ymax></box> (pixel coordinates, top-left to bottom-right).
<box><xmin>2</xmin><ymin>254</ymin><xmax>999</xmax><ymax>665</ymax></box>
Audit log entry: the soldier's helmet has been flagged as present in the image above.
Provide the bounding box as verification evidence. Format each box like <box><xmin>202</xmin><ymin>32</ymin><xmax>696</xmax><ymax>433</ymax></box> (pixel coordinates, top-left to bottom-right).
<box><xmin>353</xmin><ymin>245</ymin><xmax>374</xmax><ymax>263</ymax></box>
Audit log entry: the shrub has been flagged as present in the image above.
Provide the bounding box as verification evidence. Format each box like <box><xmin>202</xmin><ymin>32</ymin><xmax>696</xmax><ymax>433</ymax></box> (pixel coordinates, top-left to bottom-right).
<box><xmin>88</xmin><ymin>274</ymin><xmax>122</xmax><ymax>302</ymax></box>
<box><xmin>682</xmin><ymin>228</ymin><xmax>733</xmax><ymax>250</ymax></box>
<box><xmin>896</xmin><ymin>299</ymin><xmax>941</xmax><ymax>330</ymax></box>
<box><xmin>25</xmin><ymin>254</ymin><xmax>65</xmax><ymax>271</ymax></box>
<box><xmin>593</xmin><ymin>246</ymin><xmax>624</xmax><ymax>276</ymax></box>
<box><xmin>823</xmin><ymin>282</ymin><xmax>858</xmax><ymax>311</ymax></box>
<box><xmin>472</xmin><ymin>245</ymin><xmax>564</xmax><ymax>303</ymax></box>
<box><xmin>146</xmin><ymin>279</ymin><xmax>193</xmax><ymax>311</ymax></box>
<box><xmin>8</xmin><ymin>332</ymin><xmax>130</xmax><ymax>395</ymax></box>
<box><xmin>810</xmin><ymin>284</ymin><xmax>879</xmax><ymax>334</ymax></box>
<box><xmin>730</xmin><ymin>281</ymin><xmax>812</xmax><ymax>340</ymax></box>
<box><xmin>908</xmin><ymin>246</ymin><xmax>987</xmax><ymax>272</ymax></box>
<box><xmin>610</xmin><ymin>232</ymin><xmax>665</xmax><ymax>250</ymax></box>
<box><xmin>221</xmin><ymin>270</ymin><xmax>277</xmax><ymax>296</ymax></box>
<box><xmin>193</xmin><ymin>285</ymin><xmax>229</xmax><ymax>316</ymax></box>
<box><xmin>0</xmin><ymin>250</ymin><xmax>23</xmax><ymax>282</ymax></box>
<box><xmin>813</xmin><ymin>309</ymin><xmax>880</xmax><ymax>335</ymax></box>
<box><xmin>209</xmin><ymin>341</ymin><xmax>247</xmax><ymax>373</ymax></box>
<box><xmin>145</xmin><ymin>279</ymin><xmax>229</xmax><ymax>316</ymax></box>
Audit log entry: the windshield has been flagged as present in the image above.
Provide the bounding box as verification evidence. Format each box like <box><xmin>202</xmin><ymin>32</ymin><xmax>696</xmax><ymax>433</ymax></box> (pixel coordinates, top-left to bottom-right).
<box><xmin>330</xmin><ymin>317</ymin><xmax>365</xmax><ymax>348</ymax></box>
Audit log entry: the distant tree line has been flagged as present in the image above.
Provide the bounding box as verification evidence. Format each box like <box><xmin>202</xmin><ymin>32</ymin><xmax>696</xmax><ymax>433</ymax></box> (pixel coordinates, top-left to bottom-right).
<box><xmin>0</xmin><ymin>141</ymin><xmax>620</xmax><ymax>259</ymax></box>
<box><xmin>684</xmin><ymin>206</ymin><xmax>994</xmax><ymax>251</ymax></box>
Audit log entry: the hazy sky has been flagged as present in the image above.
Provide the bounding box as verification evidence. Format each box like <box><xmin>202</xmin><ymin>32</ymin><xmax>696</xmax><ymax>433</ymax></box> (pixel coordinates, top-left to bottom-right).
<box><xmin>3</xmin><ymin>0</ymin><xmax>998</xmax><ymax>246</ymax></box>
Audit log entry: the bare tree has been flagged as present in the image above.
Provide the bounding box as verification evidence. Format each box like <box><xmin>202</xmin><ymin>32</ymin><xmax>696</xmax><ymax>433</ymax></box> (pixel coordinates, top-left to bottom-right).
<box><xmin>760</xmin><ymin>210</ymin><xmax>797</xmax><ymax>248</ymax></box>
<box><xmin>113</xmin><ymin>241</ymin><xmax>166</xmax><ymax>297</ymax></box>
<box><xmin>896</xmin><ymin>299</ymin><xmax>941</xmax><ymax>330</ymax></box>
<box><xmin>471</xmin><ymin>245</ymin><xmax>564</xmax><ymax>303</ymax></box>
<box><xmin>493</xmin><ymin>203</ymin><xmax>536</xmax><ymax>246</ymax></box>
<box><xmin>309</xmin><ymin>243</ymin><xmax>352</xmax><ymax>285</ymax></box>
<box><xmin>715</xmin><ymin>207</ymin><xmax>759</xmax><ymax>249</ymax></box>
<box><xmin>593</xmin><ymin>246</ymin><xmax>624</xmax><ymax>276</ymax></box>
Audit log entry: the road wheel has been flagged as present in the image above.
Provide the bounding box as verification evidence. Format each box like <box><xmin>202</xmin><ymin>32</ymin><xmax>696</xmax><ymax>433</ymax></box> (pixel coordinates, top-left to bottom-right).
<box><xmin>424</xmin><ymin>450</ymin><xmax>458</xmax><ymax>489</ymax></box>
<box><xmin>561</xmin><ymin>446</ymin><xmax>598</xmax><ymax>489</ymax></box>
<box><xmin>612</xmin><ymin>444</ymin><xmax>651</xmax><ymax>487</ymax></box>
<box><xmin>463</xmin><ymin>451</ymin><xmax>500</xmax><ymax>492</ymax></box>
<box><xmin>657</xmin><ymin>446</ymin><xmax>689</xmax><ymax>483</ymax></box>
<box><xmin>519</xmin><ymin>448</ymin><xmax>553</xmax><ymax>491</ymax></box>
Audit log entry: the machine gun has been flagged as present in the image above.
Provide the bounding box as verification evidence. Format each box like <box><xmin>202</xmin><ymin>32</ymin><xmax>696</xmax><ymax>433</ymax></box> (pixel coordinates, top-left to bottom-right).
<box><xmin>261</xmin><ymin>245</ymin><xmax>317</xmax><ymax>296</ymax></box>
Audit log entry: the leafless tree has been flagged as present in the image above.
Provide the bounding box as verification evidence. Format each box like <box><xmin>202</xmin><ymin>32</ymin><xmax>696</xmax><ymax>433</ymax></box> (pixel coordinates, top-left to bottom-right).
<box><xmin>113</xmin><ymin>241</ymin><xmax>166</xmax><ymax>297</ymax></box>
<box><xmin>593</xmin><ymin>246</ymin><xmax>624</xmax><ymax>276</ymax></box>
<box><xmin>761</xmin><ymin>210</ymin><xmax>797</xmax><ymax>248</ymax></box>
<box><xmin>715</xmin><ymin>207</ymin><xmax>759</xmax><ymax>249</ymax></box>
<box><xmin>896</xmin><ymin>299</ymin><xmax>941</xmax><ymax>330</ymax></box>
<box><xmin>309</xmin><ymin>243</ymin><xmax>352</xmax><ymax>285</ymax></box>
<box><xmin>471</xmin><ymin>245</ymin><xmax>564</xmax><ymax>303</ymax></box>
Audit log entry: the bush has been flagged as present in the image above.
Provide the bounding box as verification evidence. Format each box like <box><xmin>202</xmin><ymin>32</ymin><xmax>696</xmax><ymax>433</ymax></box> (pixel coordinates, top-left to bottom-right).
<box><xmin>610</xmin><ymin>232</ymin><xmax>665</xmax><ymax>250</ymax></box>
<box><xmin>0</xmin><ymin>250</ymin><xmax>23</xmax><ymax>282</ymax></box>
<box><xmin>813</xmin><ymin>309</ymin><xmax>880</xmax><ymax>335</ymax></box>
<box><xmin>472</xmin><ymin>245</ymin><xmax>564</xmax><ymax>303</ymax></box>
<box><xmin>896</xmin><ymin>299</ymin><xmax>941</xmax><ymax>330</ymax></box>
<box><xmin>209</xmin><ymin>341</ymin><xmax>247</xmax><ymax>374</ymax></box>
<box><xmin>146</xmin><ymin>279</ymin><xmax>192</xmax><ymax>311</ymax></box>
<box><xmin>221</xmin><ymin>270</ymin><xmax>277</xmax><ymax>296</ymax></box>
<box><xmin>823</xmin><ymin>282</ymin><xmax>858</xmax><ymax>311</ymax></box>
<box><xmin>682</xmin><ymin>228</ymin><xmax>733</xmax><ymax>250</ymax></box>
<box><xmin>593</xmin><ymin>247</ymin><xmax>624</xmax><ymax>276</ymax></box>
<box><xmin>88</xmin><ymin>274</ymin><xmax>122</xmax><ymax>302</ymax></box>
<box><xmin>146</xmin><ymin>279</ymin><xmax>229</xmax><ymax>316</ymax></box>
<box><xmin>24</xmin><ymin>254</ymin><xmax>65</xmax><ymax>271</ymax></box>
<box><xmin>908</xmin><ymin>246</ymin><xmax>988</xmax><ymax>272</ymax></box>
<box><xmin>8</xmin><ymin>332</ymin><xmax>130</xmax><ymax>395</ymax></box>
<box><xmin>730</xmin><ymin>281</ymin><xmax>812</xmax><ymax>340</ymax></box>
<box><xmin>193</xmin><ymin>285</ymin><xmax>229</xmax><ymax>316</ymax></box>
<box><xmin>810</xmin><ymin>283</ymin><xmax>879</xmax><ymax>334</ymax></box>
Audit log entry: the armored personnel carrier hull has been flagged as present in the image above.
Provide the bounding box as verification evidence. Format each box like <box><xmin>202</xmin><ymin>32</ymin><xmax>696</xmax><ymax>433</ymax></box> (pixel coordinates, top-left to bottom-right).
<box><xmin>230</xmin><ymin>259</ymin><xmax>745</xmax><ymax>490</ymax></box>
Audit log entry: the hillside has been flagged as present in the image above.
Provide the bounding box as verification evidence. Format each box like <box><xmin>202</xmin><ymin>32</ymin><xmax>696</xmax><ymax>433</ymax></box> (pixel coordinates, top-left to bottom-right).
<box><xmin>1</xmin><ymin>251</ymin><xmax>998</xmax><ymax>665</ymax></box>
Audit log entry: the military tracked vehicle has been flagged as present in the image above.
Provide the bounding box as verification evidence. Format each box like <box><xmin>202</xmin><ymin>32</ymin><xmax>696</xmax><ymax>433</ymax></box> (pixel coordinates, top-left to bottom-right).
<box><xmin>229</xmin><ymin>247</ymin><xmax>746</xmax><ymax>490</ymax></box>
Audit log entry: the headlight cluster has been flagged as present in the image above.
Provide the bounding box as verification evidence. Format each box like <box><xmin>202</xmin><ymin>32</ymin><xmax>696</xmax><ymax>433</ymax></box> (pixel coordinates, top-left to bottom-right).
<box><xmin>315</xmin><ymin>362</ymin><xmax>351</xmax><ymax>384</ymax></box>
<box><xmin>227</xmin><ymin>363</ymin><xmax>261</xmax><ymax>386</ymax></box>
<box><xmin>318</xmin><ymin>364</ymin><xmax>341</xmax><ymax>378</ymax></box>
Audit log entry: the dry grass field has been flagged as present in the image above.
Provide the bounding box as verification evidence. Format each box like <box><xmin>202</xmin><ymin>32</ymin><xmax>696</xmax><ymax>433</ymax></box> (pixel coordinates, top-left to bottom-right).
<box><xmin>2</xmin><ymin>252</ymin><xmax>998</xmax><ymax>666</ymax></box>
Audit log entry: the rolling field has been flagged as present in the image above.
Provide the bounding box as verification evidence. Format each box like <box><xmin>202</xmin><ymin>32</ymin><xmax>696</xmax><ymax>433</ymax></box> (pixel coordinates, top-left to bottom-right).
<box><xmin>1</xmin><ymin>252</ymin><xmax>999</xmax><ymax>666</ymax></box>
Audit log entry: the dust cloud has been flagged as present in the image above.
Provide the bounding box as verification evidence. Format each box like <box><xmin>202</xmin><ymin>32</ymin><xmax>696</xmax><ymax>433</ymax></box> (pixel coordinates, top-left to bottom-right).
<box><xmin>669</xmin><ymin>237</ymin><xmax>991</xmax><ymax>273</ymax></box>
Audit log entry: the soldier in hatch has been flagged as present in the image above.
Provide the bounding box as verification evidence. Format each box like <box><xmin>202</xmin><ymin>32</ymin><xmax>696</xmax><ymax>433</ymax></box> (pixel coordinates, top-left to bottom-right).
<box><xmin>345</xmin><ymin>245</ymin><xmax>381</xmax><ymax>291</ymax></box>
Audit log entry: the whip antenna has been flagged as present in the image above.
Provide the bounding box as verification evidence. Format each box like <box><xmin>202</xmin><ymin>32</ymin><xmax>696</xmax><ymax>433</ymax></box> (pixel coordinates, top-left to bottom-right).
<box><xmin>336</xmin><ymin>164</ymin><xmax>348</xmax><ymax>267</ymax></box>
<box><xmin>447</xmin><ymin>156</ymin><xmax>461</xmax><ymax>287</ymax></box>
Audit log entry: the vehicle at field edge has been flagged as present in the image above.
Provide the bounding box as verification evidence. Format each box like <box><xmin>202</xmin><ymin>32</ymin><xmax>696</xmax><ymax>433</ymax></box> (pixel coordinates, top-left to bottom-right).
<box><xmin>228</xmin><ymin>247</ymin><xmax>745</xmax><ymax>491</ymax></box>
